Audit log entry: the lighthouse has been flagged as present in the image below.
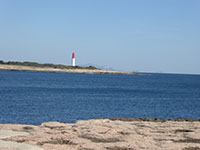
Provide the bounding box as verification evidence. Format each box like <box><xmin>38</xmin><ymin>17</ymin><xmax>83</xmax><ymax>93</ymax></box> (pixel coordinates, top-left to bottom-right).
<box><xmin>72</xmin><ymin>52</ymin><xmax>75</xmax><ymax>66</ymax></box>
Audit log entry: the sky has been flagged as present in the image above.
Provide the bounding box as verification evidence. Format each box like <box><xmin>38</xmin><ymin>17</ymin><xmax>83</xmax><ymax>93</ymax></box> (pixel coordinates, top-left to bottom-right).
<box><xmin>0</xmin><ymin>0</ymin><xmax>200</xmax><ymax>74</ymax></box>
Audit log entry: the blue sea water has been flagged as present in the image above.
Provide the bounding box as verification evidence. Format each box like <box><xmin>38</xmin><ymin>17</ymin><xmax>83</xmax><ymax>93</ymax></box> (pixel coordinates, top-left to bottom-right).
<box><xmin>0</xmin><ymin>70</ymin><xmax>200</xmax><ymax>125</ymax></box>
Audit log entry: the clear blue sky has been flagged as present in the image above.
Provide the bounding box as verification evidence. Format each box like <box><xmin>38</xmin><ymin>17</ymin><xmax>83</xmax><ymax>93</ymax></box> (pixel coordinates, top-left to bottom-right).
<box><xmin>0</xmin><ymin>0</ymin><xmax>200</xmax><ymax>74</ymax></box>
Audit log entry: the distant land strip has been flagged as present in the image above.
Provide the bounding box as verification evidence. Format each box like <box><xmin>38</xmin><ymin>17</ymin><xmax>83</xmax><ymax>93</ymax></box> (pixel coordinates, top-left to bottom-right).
<box><xmin>0</xmin><ymin>60</ymin><xmax>140</xmax><ymax>75</ymax></box>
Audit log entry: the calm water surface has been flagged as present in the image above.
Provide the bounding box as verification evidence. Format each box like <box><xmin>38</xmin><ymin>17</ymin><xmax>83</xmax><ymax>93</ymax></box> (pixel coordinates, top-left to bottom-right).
<box><xmin>0</xmin><ymin>70</ymin><xmax>200</xmax><ymax>125</ymax></box>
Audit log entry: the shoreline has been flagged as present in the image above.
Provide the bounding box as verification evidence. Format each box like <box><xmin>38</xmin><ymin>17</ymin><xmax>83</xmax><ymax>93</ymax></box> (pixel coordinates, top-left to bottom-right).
<box><xmin>0</xmin><ymin>118</ymin><xmax>200</xmax><ymax>150</ymax></box>
<box><xmin>0</xmin><ymin>64</ymin><xmax>140</xmax><ymax>75</ymax></box>
<box><xmin>1</xmin><ymin>118</ymin><xmax>200</xmax><ymax>125</ymax></box>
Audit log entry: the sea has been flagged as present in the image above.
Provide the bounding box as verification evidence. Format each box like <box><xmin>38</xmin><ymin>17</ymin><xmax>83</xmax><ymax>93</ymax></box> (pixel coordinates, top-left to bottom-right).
<box><xmin>0</xmin><ymin>70</ymin><xmax>200</xmax><ymax>125</ymax></box>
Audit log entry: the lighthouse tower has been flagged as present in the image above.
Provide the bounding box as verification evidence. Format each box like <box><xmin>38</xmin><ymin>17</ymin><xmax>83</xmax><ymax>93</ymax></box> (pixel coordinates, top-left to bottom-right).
<box><xmin>72</xmin><ymin>52</ymin><xmax>75</xmax><ymax>66</ymax></box>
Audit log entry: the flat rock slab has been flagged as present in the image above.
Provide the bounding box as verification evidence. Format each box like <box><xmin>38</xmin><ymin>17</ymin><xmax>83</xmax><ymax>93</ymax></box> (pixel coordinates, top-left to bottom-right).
<box><xmin>0</xmin><ymin>130</ymin><xmax>42</xmax><ymax>150</ymax></box>
<box><xmin>41</xmin><ymin>122</ymin><xmax>66</xmax><ymax>128</ymax></box>
<box><xmin>1</xmin><ymin>119</ymin><xmax>200</xmax><ymax>150</ymax></box>
<box><xmin>0</xmin><ymin>140</ymin><xmax>43</xmax><ymax>150</ymax></box>
<box><xmin>0</xmin><ymin>130</ymin><xmax>29</xmax><ymax>139</ymax></box>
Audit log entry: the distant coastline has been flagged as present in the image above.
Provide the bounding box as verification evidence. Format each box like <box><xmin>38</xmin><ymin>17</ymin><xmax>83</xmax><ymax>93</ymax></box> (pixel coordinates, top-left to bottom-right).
<box><xmin>0</xmin><ymin>60</ymin><xmax>139</xmax><ymax>75</ymax></box>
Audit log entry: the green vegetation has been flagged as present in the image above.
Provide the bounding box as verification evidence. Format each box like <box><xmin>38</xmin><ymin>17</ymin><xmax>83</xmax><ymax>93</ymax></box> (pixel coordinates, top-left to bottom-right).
<box><xmin>0</xmin><ymin>60</ymin><xmax>98</xmax><ymax>70</ymax></box>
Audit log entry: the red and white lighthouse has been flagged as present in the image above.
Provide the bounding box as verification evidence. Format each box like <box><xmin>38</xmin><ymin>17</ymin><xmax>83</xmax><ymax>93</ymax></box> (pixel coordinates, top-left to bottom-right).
<box><xmin>72</xmin><ymin>52</ymin><xmax>75</xmax><ymax>66</ymax></box>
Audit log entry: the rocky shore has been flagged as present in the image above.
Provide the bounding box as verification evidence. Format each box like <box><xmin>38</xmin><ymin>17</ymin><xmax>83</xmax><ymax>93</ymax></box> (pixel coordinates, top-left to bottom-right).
<box><xmin>0</xmin><ymin>119</ymin><xmax>200</xmax><ymax>150</ymax></box>
<box><xmin>0</xmin><ymin>64</ymin><xmax>138</xmax><ymax>75</ymax></box>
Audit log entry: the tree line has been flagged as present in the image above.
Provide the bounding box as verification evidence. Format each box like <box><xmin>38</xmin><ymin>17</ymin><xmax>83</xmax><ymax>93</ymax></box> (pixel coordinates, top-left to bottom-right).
<box><xmin>0</xmin><ymin>60</ymin><xmax>98</xmax><ymax>70</ymax></box>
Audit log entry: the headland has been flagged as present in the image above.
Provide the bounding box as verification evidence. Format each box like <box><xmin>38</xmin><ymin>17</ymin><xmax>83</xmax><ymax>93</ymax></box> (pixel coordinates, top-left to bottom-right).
<box><xmin>0</xmin><ymin>61</ymin><xmax>139</xmax><ymax>75</ymax></box>
<box><xmin>0</xmin><ymin>119</ymin><xmax>200</xmax><ymax>150</ymax></box>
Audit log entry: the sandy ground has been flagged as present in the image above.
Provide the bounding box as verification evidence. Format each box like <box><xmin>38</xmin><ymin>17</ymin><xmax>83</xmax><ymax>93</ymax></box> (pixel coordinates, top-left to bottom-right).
<box><xmin>0</xmin><ymin>64</ymin><xmax>137</xmax><ymax>75</ymax></box>
<box><xmin>0</xmin><ymin>119</ymin><xmax>200</xmax><ymax>150</ymax></box>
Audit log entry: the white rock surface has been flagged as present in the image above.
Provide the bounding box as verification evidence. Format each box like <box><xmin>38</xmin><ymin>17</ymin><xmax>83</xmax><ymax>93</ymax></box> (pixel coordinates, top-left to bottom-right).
<box><xmin>0</xmin><ymin>130</ymin><xmax>42</xmax><ymax>150</ymax></box>
<box><xmin>0</xmin><ymin>140</ymin><xmax>43</xmax><ymax>150</ymax></box>
<box><xmin>0</xmin><ymin>130</ymin><xmax>29</xmax><ymax>139</ymax></box>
